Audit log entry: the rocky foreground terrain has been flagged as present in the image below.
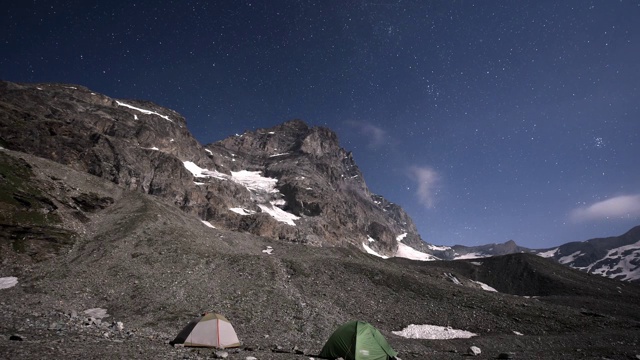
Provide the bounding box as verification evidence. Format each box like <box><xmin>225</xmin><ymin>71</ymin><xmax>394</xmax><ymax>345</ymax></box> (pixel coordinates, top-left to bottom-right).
<box><xmin>0</xmin><ymin>144</ymin><xmax>639</xmax><ymax>360</ymax></box>
<box><xmin>1</xmin><ymin>81</ymin><xmax>640</xmax><ymax>359</ymax></box>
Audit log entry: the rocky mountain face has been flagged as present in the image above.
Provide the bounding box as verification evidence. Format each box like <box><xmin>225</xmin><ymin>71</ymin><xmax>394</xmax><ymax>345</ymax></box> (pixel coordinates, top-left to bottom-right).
<box><xmin>1</xmin><ymin>81</ymin><xmax>640</xmax><ymax>359</ymax></box>
<box><xmin>535</xmin><ymin>225</ymin><xmax>640</xmax><ymax>283</ymax></box>
<box><xmin>0</xmin><ymin>81</ymin><xmax>420</xmax><ymax>257</ymax></box>
<box><xmin>430</xmin><ymin>240</ymin><xmax>531</xmax><ymax>260</ymax></box>
<box><xmin>431</xmin><ymin>232</ymin><xmax>640</xmax><ymax>284</ymax></box>
<box><xmin>202</xmin><ymin>119</ymin><xmax>422</xmax><ymax>253</ymax></box>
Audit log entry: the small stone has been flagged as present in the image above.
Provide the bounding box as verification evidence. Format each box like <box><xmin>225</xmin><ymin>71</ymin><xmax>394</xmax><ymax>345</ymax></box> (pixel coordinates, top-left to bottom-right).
<box><xmin>214</xmin><ymin>350</ymin><xmax>229</xmax><ymax>359</ymax></box>
<box><xmin>245</xmin><ymin>357</ymin><xmax>258</xmax><ymax>360</ymax></box>
<box><xmin>83</xmin><ymin>308</ymin><xmax>108</xmax><ymax>319</ymax></box>
<box><xmin>467</xmin><ymin>346</ymin><xmax>481</xmax><ymax>356</ymax></box>
<box><xmin>498</xmin><ymin>352</ymin><xmax>516</xmax><ymax>359</ymax></box>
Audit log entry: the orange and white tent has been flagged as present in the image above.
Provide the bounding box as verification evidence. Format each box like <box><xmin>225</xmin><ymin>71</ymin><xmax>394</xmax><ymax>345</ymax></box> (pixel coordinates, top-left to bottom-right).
<box><xmin>170</xmin><ymin>313</ymin><xmax>241</xmax><ymax>348</ymax></box>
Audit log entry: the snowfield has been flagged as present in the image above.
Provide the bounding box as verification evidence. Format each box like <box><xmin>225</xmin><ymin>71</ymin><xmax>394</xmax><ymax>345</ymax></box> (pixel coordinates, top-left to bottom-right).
<box><xmin>183</xmin><ymin>162</ymin><xmax>299</xmax><ymax>225</ymax></box>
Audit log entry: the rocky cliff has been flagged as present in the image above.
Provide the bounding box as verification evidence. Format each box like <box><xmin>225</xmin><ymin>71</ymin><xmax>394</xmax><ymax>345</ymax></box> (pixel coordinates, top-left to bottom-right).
<box><xmin>0</xmin><ymin>81</ymin><xmax>421</xmax><ymax>256</ymax></box>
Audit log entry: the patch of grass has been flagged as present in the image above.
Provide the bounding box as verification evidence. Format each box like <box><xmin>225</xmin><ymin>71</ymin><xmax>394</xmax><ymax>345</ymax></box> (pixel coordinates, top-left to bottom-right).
<box><xmin>0</xmin><ymin>152</ymin><xmax>61</xmax><ymax>226</ymax></box>
<box><xmin>12</xmin><ymin>237</ymin><xmax>26</xmax><ymax>252</ymax></box>
<box><xmin>282</xmin><ymin>258</ymin><xmax>310</xmax><ymax>278</ymax></box>
<box><xmin>0</xmin><ymin>152</ymin><xmax>75</xmax><ymax>260</ymax></box>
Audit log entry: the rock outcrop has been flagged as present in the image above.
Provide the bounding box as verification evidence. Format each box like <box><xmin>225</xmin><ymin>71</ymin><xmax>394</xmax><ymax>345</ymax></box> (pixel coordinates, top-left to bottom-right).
<box><xmin>0</xmin><ymin>81</ymin><xmax>422</xmax><ymax>256</ymax></box>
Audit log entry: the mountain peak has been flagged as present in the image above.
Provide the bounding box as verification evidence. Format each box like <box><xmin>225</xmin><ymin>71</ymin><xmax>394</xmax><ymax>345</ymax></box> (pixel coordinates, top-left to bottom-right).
<box><xmin>276</xmin><ymin>118</ymin><xmax>310</xmax><ymax>132</ymax></box>
<box><xmin>0</xmin><ymin>81</ymin><xmax>422</xmax><ymax>255</ymax></box>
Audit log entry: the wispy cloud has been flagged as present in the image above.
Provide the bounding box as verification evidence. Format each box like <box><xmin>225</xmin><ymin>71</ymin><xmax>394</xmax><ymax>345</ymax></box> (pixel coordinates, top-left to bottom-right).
<box><xmin>346</xmin><ymin>120</ymin><xmax>387</xmax><ymax>148</ymax></box>
<box><xmin>408</xmin><ymin>166</ymin><xmax>440</xmax><ymax>208</ymax></box>
<box><xmin>570</xmin><ymin>194</ymin><xmax>640</xmax><ymax>222</ymax></box>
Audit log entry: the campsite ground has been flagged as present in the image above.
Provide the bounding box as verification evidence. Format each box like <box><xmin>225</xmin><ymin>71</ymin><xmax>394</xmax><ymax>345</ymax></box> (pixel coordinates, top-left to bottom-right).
<box><xmin>2</xmin><ymin>247</ymin><xmax>639</xmax><ymax>360</ymax></box>
<box><xmin>1</xmin><ymin>321</ymin><xmax>639</xmax><ymax>360</ymax></box>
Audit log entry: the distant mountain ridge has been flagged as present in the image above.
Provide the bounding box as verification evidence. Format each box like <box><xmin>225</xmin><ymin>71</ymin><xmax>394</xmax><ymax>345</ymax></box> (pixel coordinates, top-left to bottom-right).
<box><xmin>429</xmin><ymin>227</ymin><xmax>640</xmax><ymax>283</ymax></box>
<box><xmin>535</xmin><ymin>225</ymin><xmax>640</xmax><ymax>282</ymax></box>
<box><xmin>1</xmin><ymin>80</ymin><xmax>637</xmax><ymax>283</ymax></box>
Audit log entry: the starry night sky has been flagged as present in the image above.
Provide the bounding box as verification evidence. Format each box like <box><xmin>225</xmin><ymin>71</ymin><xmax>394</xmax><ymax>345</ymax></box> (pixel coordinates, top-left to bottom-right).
<box><xmin>2</xmin><ymin>1</ymin><xmax>639</xmax><ymax>248</ymax></box>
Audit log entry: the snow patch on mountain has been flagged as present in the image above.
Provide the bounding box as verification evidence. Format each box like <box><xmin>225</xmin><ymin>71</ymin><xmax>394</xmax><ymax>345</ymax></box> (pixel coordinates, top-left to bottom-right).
<box><xmin>201</xmin><ymin>220</ymin><xmax>215</xmax><ymax>229</ymax></box>
<box><xmin>183</xmin><ymin>162</ymin><xmax>299</xmax><ymax>225</ymax></box>
<box><xmin>537</xmin><ymin>248</ymin><xmax>559</xmax><ymax>258</ymax></box>
<box><xmin>577</xmin><ymin>240</ymin><xmax>640</xmax><ymax>282</ymax></box>
<box><xmin>229</xmin><ymin>208</ymin><xmax>256</xmax><ymax>216</ymax></box>
<box><xmin>269</xmin><ymin>152</ymin><xmax>289</xmax><ymax>158</ymax></box>
<box><xmin>559</xmin><ymin>251</ymin><xmax>583</xmax><ymax>264</ymax></box>
<box><xmin>444</xmin><ymin>272</ymin><xmax>462</xmax><ymax>285</ymax></box>
<box><xmin>116</xmin><ymin>101</ymin><xmax>173</xmax><ymax>123</ymax></box>
<box><xmin>453</xmin><ymin>252</ymin><xmax>490</xmax><ymax>260</ymax></box>
<box><xmin>183</xmin><ymin>161</ymin><xmax>227</xmax><ymax>180</ymax></box>
<box><xmin>395</xmin><ymin>242</ymin><xmax>439</xmax><ymax>261</ymax></box>
<box><xmin>363</xmin><ymin>243</ymin><xmax>388</xmax><ymax>259</ymax></box>
<box><xmin>257</xmin><ymin>204</ymin><xmax>299</xmax><ymax>226</ymax></box>
<box><xmin>428</xmin><ymin>244</ymin><xmax>452</xmax><ymax>251</ymax></box>
<box><xmin>230</xmin><ymin>170</ymin><xmax>279</xmax><ymax>194</ymax></box>
<box><xmin>473</xmin><ymin>280</ymin><xmax>498</xmax><ymax>292</ymax></box>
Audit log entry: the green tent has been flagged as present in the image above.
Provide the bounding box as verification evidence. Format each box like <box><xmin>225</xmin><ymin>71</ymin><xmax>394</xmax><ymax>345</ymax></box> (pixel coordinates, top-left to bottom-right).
<box><xmin>319</xmin><ymin>321</ymin><xmax>398</xmax><ymax>360</ymax></box>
